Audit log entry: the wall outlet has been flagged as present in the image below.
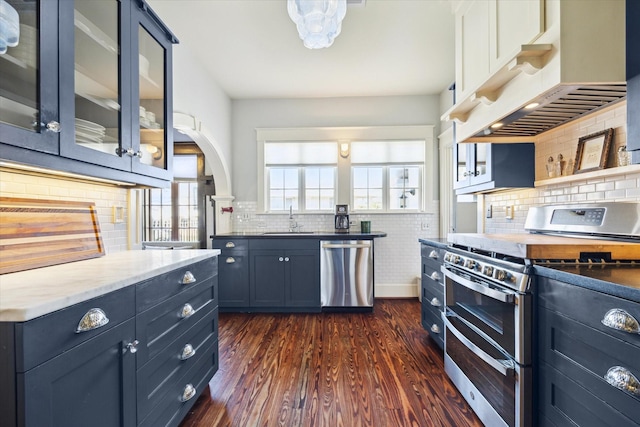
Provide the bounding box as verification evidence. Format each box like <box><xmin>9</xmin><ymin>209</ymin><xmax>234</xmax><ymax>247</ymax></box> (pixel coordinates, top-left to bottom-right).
<box><xmin>421</xmin><ymin>222</ymin><xmax>429</xmax><ymax>230</ymax></box>
<box><xmin>505</xmin><ymin>205</ymin><xmax>514</xmax><ymax>220</ymax></box>
<box><xmin>486</xmin><ymin>205</ymin><xmax>492</xmax><ymax>218</ymax></box>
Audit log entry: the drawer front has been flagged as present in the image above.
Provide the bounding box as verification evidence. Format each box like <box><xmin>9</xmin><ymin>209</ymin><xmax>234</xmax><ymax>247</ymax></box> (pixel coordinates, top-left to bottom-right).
<box><xmin>212</xmin><ymin>238</ymin><xmax>248</xmax><ymax>251</ymax></box>
<box><xmin>421</xmin><ymin>258</ymin><xmax>443</xmax><ymax>284</ymax></box>
<box><xmin>421</xmin><ymin>276</ymin><xmax>444</xmax><ymax>313</ymax></box>
<box><xmin>421</xmin><ymin>304</ymin><xmax>444</xmax><ymax>349</ymax></box>
<box><xmin>138</xmin><ymin>338</ymin><xmax>219</xmax><ymax>427</ymax></box>
<box><xmin>538</xmin><ymin>277</ymin><xmax>640</xmax><ymax>349</ymax></box>
<box><xmin>137</xmin><ymin>258</ymin><xmax>217</xmax><ymax>313</ymax></box>
<box><xmin>136</xmin><ymin>278</ymin><xmax>216</xmax><ymax>366</ymax></box>
<box><xmin>539</xmin><ymin>363</ymin><xmax>638</xmax><ymax>427</ymax></box>
<box><xmin>219</xmin><ymin>254</ymin><xmax>250</xmax><ymax>307</ymax></box>
<box><xmin>137</xmin><ymin>307</ymin><xmax>218</xmax><ymax>420</ymax></box>
<box><xmin>17</xmin><ymin>286</ymin><xmax>135</xmax><ymax>372</ymax></box>
<box><xmin>422</xmin><ymin>271</ymin><xmax>444</xmax><ymax>300</ymax></box>
<box><xmin>421</xmin><ymin>244</ymin><xmax>445</xmax><ymax>264</ymax></box>
<box><xmin>539</xmin><ymin>307</ymin><xmax>640</xmax><ymax>418</ymax></box>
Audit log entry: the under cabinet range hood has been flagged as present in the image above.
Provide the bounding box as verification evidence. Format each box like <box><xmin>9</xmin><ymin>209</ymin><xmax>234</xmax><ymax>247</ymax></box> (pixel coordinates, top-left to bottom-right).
<box><xmin>469</xmin><ymin>83</ymin><xmax>627</xmax><ymax>139</ymax></box>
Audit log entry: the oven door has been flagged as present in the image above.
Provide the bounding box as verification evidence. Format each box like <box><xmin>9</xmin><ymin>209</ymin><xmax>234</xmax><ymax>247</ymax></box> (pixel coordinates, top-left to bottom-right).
<box><xmin>442</xmin><ymin>265</ymin><xmax>531</xmax><ymax>365</ymax></box>
<box><xmin>444</xmin><ymin>311</ymin><xmax>532</xmax><ymax>427</ymax></box>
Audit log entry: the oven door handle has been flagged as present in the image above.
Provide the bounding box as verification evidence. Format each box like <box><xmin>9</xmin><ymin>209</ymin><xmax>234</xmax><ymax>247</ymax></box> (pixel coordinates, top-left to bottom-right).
<box><xmin>444</xmin><ymin>313</ymin><xmax>516</xmax><ymax>377</ymax></box>
<box><xmin>442</xmin><ymin>267</ymin><xmax>515</xmax><ymax>303</ymax></box>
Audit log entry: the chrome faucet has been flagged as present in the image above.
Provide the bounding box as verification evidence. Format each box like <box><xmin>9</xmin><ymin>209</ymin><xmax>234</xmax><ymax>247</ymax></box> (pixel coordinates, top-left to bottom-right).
<box><xmin>288</xmin><ymin>205</ymin><xmax>300</xmax><ymax>232</ymax></box>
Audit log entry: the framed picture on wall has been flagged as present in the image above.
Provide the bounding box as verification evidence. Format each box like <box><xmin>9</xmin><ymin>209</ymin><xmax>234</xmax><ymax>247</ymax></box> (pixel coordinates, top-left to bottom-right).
<box><xmin>574</xmin><ymin>128</ymin><xmax>614</xmax><ymax>174</ymax></box>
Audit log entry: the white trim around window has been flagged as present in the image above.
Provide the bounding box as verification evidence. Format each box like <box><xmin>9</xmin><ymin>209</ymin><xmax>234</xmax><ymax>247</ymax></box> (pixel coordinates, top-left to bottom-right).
<box><xmin>256</xmin><ymin>126</ymin><xmax>437</xmax><ymax>213</ymax></box>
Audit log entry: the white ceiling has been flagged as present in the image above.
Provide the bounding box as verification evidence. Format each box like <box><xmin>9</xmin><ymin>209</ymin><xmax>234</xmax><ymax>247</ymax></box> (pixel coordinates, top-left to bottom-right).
<box><xmin>146</xmin><ymin>0</ymin><xmax>455</xmax><ymax>99</ymax></box>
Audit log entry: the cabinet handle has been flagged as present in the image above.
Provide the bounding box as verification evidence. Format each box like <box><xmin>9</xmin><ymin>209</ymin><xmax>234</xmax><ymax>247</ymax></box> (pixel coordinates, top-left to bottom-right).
<box><xmin>284</xmin><ymin>257</ymin><xmax>290</xmax><ymax>262</ymax></box>
<box><xmin>75</xmin><ymin>308</ymin><xmax>109</xmax><ymax>333</ymax></box>
<box><xmin>279</xmin><ymin>257</ymin><xmax>284</xmax><ymax>262</ymax></box>
<box><xmin>181</xmin><ymin>271</ymin><xmax>196</xmax><ymax>285</ymax></box>
<box><xmin>225</xmin><ymin>242</ymin><xmax>236</xmax><ymax>248</ymax></box>
<box><xmin>126</xmin><ymin>340</ymin><xmax>140</xmax><ymax>354</ymax></box>
<box><xmin>430</xmin><ymin>271</ymin><xmax>440</xmax><ymax>281</ymax></box>
<box><xmin>179</xmin><ymin>343</ymin><xmax>197</xmax><ymax>361</ymax></box>
<box><xmin>428</xmin><ymin>250</ymin><xmax>439</xmax><ymax>260</ymax></box>
<box><xmin>430</xmin><ymin>324</ymin><xmax>441</xmax><ymax>334</ymax></box>
<box><xmin>601</xmin><ymin>308</ymin><xmax>640</xmax><ymax>334</ymax></box>
<box><xmin>604</xmin><ymin>366</ymin><xmax>640</xmax><ymax>397</ymax></box>
<box><xmin>46</xmin><ymin>121</ymin><xmax>61</xmax><ymax>133</ymax></box>
<box><xmin>179</xmin><ymin>303</ymin><xmax>195</xmax><ymax>319</ymax></box>
<box><xmin>430</xmin><ymin>297</ymin><xmax>441</xmax><ymax>307</ymax></box>
<box><xmin>180</xmin><ymin>384</ymin><xmax>197</xmax><ymax>402</ymax></box>
<box><xmin>226</xmin><ymin>257</ymin><xmax>236</xmax><ymax>264</ymax></box>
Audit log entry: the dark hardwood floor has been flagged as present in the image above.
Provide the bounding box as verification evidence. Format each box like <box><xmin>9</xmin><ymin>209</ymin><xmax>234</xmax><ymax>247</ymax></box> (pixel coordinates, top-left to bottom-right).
<box><xmin>180</xmin><ymin>299</ymin><xmax>482</xmax><ymax>427</ymax></box>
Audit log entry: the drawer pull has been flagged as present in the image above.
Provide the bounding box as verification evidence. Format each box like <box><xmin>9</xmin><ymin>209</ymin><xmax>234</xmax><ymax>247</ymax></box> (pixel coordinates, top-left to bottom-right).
<box><xmin>76</xmin><ymin>308</ymin><xmax>109</xmax><ymax>333</ymax></box>
<box><xmin>429</xmin><ymin>250</ymin><xmax>439</xmax><ymax>260</ymax></box>
<box><xmin>430</xmin><ymin>297</ymin><xmax>441</xmax><ymax>307</ymax></box>
<box><xmin>430</xmin><ymin>271</ymin><xmax>440</xmax><ymax>281</ymax></box>
<box><xmin>226</xmin><ymin>257</ymin><xmax>236</xmax><ymax>264</ymax></box>
<box><xmin>181</xmin><ymin>271</ymin><xmax>196</xmax><ymax>285</ymax></box>
<box><xmin>180</xmin><ymin>343</ymin><xmax>196</xmax><ymax>360</ymax></box>
<box><xmin>605</xmin><ymin>366</ymin><xmax>640</xmax><ymax>397</ymax></box>
<box><xmin>180</xmin><ymin>384</ymin><xmax>197</xmax><ymax>402</ymax></box>
<box><xmin>126</xmin><ymin>340</ymin><xmax>140</xmax><ymax>354</ymax></box>
<box><xmin>601</xmin><ymin>308</ymin><xmax>640</xmax><ymax>334</ymax></box>
<box><xmin>225</xmin><ymin>242</ymin><xmax>236</xmax><ymax>248</ymax></box>
<box><xmin>430</xmin><ymin>324</ymin><xmax>441</xmax><ymax>334</ymax></box>
<box><xmin>180</xmin><ymin>303</ymin><xmax>195</xmax><ymax>319</ymax></box>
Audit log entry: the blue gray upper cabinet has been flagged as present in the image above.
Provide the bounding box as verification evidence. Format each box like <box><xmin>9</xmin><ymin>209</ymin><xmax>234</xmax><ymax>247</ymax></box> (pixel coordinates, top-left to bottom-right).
<box><xmin>0</xmin><ymin>0</ymin><xmax>178</xmax><ymax>187</ymax></box>
<box><xmin>627</xmin><ymin>0</ymin><xmax>640</xmax><ymax>161</ymax></box>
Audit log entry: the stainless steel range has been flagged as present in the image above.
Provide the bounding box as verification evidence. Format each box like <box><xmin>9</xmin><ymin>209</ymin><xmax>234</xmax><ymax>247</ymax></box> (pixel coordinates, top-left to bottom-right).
<box><xmin>442</xmin><ymin>202</ymin><xmax>640</xmax><ymax>427</ymax></box>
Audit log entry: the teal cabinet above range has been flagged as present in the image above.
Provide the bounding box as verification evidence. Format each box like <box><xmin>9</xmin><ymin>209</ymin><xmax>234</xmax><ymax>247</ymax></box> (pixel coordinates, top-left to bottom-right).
<box><xmin>0</xmin><ymin>0</ymin><xmax>177</xmax><ymax>187</ymax></box>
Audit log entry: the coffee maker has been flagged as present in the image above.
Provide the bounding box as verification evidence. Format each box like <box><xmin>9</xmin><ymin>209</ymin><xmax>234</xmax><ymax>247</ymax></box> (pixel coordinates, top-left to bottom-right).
<box><xmin>334</xmin><ymin>204</ymin><xmax>350</xmax><ymax>232</ymax></box>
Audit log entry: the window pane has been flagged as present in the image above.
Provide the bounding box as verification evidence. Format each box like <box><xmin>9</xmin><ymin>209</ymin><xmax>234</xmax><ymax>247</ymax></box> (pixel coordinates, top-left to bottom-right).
<box><xmin>353</xmin><ymin>189</ymin><xmax>368</xmax><ymax>210</ymax></box>
<box><xmin>368</xmin><ymin>168</ymin><xmax>383</xmax><ymax>188</ymax></box>
<box><xmin>369</xmin><ymin>190</ymin><xmax>383</xmax><ymax>210</ymax></box>
<box><xmin>284</xmin><ymin>190</ymin><xmax>298</xmax><ymax>210</ymax></box>
<box><xmin>353</xmin><ymin>168</ymin><xmax>368</xmax><ymax>188</ymax></box>
<box><xmin>306</xmin><ymin>167</ymin><xmax>319</xmax><ymax>188</ymax></box>
<box><xmin>270</xmin><ymin>191</ymin><xmax>284</xmax><ymax>211</ymax></box>
<box><xmin>319</xmin><ymin>168</ymin><xmax>334</xmax><ymax>187</ymax></box>
<box><xmin>284</xmin><ymin>169</ymin><xmax>298</xmax><ymax>188</ymax></box>
<box><xmin>319</xmin><ymin>189</ymin><xmax>334</xmax><ymax>209</ymax></box>
<box><xmin>305</xmin><ymin>189</ymin><xmax>319</xmax><ymax>210</ymax></box>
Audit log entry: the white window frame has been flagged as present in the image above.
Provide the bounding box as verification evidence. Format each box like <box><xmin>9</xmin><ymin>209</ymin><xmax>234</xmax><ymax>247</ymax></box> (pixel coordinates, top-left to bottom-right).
<box><xmin>265</xmin><ymin>165</ymin><xmax>337</xmax><ymax>213</ymax></box>
<box><xmin>351</xmin><ymin>164</ymin><xmax>423</xmax><ymax>212</ymax></box>
<box><xmin>256</xmin><ymin>126</ymin><xmax>437</xmax><ymax>214</ymax></box>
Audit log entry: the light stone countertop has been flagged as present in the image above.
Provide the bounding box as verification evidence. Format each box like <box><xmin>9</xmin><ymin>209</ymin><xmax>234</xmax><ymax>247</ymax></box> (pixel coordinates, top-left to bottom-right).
<box><xmin>0</xmin><ymin>249</ymin><xmax>220</xmax><ymax>322</ymax></box>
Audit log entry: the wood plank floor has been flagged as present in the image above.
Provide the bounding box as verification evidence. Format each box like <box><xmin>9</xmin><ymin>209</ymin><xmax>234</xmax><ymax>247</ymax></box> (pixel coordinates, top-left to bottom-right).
<box><xmin>180</xmin><ymin>299</ymin><xmax>482</xmax><ymax>427</ymax></box>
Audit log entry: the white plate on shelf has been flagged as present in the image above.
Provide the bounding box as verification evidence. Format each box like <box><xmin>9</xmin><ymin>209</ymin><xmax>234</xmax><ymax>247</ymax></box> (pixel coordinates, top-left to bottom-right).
<box><xmin>75</xmin><ymin>118</ymin><xmax>106</xmax><ymax>131</ymax></box>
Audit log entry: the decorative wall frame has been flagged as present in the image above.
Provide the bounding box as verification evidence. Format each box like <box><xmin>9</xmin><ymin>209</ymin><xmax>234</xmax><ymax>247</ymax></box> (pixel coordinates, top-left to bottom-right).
<box><xmin>574</xmin><ymin>128</ymin><xmax>614</xmax><ymax>174</ymax></box>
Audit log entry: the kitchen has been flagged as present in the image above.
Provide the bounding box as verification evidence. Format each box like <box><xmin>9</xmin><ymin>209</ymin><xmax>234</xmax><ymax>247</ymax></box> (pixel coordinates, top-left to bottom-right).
<box><xmin>0</xmin><ymin>0</ymin><xmax>639</xmax><ymax>426</ymax></box>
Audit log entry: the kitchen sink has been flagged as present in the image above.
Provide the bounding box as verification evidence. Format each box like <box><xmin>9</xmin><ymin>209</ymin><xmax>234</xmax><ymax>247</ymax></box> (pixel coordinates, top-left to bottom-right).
<box><xmin>262</xmin><ymin>231</ymin><xmax>315</xmax><ymax>235</ymax></box>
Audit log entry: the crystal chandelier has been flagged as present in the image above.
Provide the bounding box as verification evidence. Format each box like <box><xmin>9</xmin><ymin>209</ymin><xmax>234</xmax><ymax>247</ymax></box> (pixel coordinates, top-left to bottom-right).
<box><xmin>287</xmin><ymin>0</ymin><xmax>347</xmax><ymax>49</ymax></box>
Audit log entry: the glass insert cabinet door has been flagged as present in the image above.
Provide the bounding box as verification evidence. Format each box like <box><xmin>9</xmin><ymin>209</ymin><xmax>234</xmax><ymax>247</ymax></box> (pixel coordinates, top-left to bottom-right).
<box><xmin>71</xmin><ymin>0</ymin><xmax>121</xmax><ymax>158</ymax></box>
<box><xmin>0</xmin><ymin>0</ymin><xmax>59</xmax><ymax>153</ymax></box>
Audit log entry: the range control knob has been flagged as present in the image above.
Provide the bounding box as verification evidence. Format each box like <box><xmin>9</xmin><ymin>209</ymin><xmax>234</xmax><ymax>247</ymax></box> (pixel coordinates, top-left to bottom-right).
<box><xmin>482</xmin><ymin>265</ymin><xmax>494</xmax><ymax>277</ymax></box>
<box><xmin>495</xmin><ymin>269</ymin><xmax>508</xmax><ymax>281</ymax></box>
<box><xmin>453</xmin><ymin>255</ymin><xmax>463</xmax><ymax>265</ymax></box>
<box><xmin>464</xmin><ymin>259</ymin><xmax>476</xmax><ymax>269</ymax></box>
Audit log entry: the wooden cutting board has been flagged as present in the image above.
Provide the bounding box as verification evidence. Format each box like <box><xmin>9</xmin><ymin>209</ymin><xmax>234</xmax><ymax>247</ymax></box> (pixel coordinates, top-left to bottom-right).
<box><xmin>448</xmin><ymin>233</ymin><xmax>640</xmax><ymax>260</ymax></box>
<box><xmin>0</xmin><ymin>197</ymin><xmax>105</xmax><ymax>274</ymax></box>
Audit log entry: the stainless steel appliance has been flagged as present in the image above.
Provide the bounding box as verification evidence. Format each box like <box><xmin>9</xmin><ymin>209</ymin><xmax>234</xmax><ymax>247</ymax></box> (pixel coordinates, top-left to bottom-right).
<box><xmin>442</xmin><ymin>202</ymin><xmax>640</xmax><ymax>427</ymax></box>
<box><xmin>320</xmin><ymin>240</ymin><xmax>373</xmax><ymax>310</ymax></box>
<box><xmin>334</xmin><ymin>204</ymin><xmax>350</xmax><ymax>232</ymax></box>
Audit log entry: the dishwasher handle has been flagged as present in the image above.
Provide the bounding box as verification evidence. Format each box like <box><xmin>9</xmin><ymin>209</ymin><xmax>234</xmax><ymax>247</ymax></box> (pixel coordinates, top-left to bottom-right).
<box><xmin>321</xmin><ymin>242</ymin><xmax>371</xmax><ymax>249</ymax></box>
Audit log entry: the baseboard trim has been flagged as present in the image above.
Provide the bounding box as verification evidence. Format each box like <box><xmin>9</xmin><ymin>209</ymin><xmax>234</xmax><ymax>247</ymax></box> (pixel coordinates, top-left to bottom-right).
<box><xmin>375</xmin><ymin>283</ymin><xmax>419</xmax><ymax>299</ymax></box>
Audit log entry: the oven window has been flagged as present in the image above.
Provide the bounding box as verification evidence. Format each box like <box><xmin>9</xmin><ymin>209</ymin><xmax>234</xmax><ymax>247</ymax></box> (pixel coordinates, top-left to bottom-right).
<box><xmin>446</xmin><ymin>275</ymin><xmax>516</xmax><ymax>356</ymax></box>
<box><xmin>447</xmin><ymin>316</ymin><xmax>516</xmax><ymax>427</ymax></box>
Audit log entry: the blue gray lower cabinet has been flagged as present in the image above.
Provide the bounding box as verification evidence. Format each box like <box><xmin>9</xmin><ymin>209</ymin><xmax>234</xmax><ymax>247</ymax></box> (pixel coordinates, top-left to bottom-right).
<box><xmin>419</xmin><ymin>240</ymin><xmax>447</xmax><ymax>350</ymax></box>
<box><xmin>537</xmin><ymin>276</ymin><xmax>640</xmax><ymax>426</ymax></box>
<box><xmin>214</xmin><ymin>237</ymin><xmax>320</xmax><ymax>312</ymax></box>
<box><xmin>0</xmin><ymin>256</ymin><xmax>219</xmax><ymax>427</ymax></box>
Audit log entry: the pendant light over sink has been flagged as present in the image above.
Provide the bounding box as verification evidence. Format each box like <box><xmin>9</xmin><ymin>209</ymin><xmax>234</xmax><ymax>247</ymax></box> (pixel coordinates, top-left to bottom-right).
<box><xmin>287</xmin><ymin>0</ymin><xmax>347</xmax><ymax>49</ymax></box>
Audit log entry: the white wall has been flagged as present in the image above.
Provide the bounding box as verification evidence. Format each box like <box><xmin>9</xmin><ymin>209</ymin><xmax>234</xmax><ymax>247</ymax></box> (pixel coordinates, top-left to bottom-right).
<box><xmin>230</xmin><ymin>95</ymin><xmax>442</xmax><ymax>297</ymax></box>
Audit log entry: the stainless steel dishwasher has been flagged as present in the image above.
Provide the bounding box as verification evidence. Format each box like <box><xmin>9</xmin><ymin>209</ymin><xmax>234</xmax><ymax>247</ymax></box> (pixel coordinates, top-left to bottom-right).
<box><xmin>320</xmin><ymin>240</ymin><xmax>373</xmax><ymax>310</ymax></box>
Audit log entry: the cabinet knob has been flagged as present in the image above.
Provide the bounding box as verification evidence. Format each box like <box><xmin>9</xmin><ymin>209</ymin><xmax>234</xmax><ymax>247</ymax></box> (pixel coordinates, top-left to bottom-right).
<box><xmin>76</xmin><ymin>308</ymin><xmax>109</xmax><ymax>333</ymax></box>
<box><xmin>226</xmin><ymin>257</ymin><xmax>236</xmax><ymax>264</ymax></box>
<box><xmin>601</xmin><ymin>308</ymin><xmax>640</xmax><ymax>334</ymax></box>
<box><xmin>430</xmin><ymin>324</ymin><xmax>441</xmax><ymax>334</ymax></box>
<box><xmin>284</xmin><ymin>257</ymin><xmax>290</xmax><ymax>262</ymax></box>
<box><xmin>430</xmin><ymin>271</ymin><xmax>440</xmax><ymax>281</ymax></box>
<box><xmin>117</xmin><ymin>147</ymin><xmax>143</xmax><ymax>158</ymax></box>
<box><xmin>126</xmin><ymin>340</ymin><xmax>140</xmax><ymax>354</ymax></box>
<box><xmin>46</xmin><ymin>121</ymin><xmax>61</xmax><ymax>133</ymax></box>
<box><xmin>279</xmin><ymin>257</ymin><xmax>284</xmax><ymax>262</ymax></box>
<box><xmin>428</xmin><ymin>250</ymin><xmax>439</xmax><ymax>260</ymax></box>
<box><xmin>604</xmin><ymin>366</ymin><xmax>640</xmax><ymax>397</ymax></box>
<box><xmin>225</xmin><ymin>242</ymin><xmax>236</xmax><ymax>248</ymax></box>
<box><xmin>180</xmin><ymin>384</ymin><xmax>197</xmax><ymax>402</ymax></box>
<box><xmin>179</xmin><ymin>303</ymin><xmax>195</xmax><ymax>319</ymax></box>
<box><xmin>181</xmin><ymin>271</ymin><xmax>196</xmax><ymax>285</ymax></box>
<box><xmin>179</xmin><ymin>343</ymin><xmax>197</xmax><ymax>360</ymax></box>
<box><xmin>430</xmin><ymin>297</ymin><xmax>441</xmax><ymax>307</ymax></box>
